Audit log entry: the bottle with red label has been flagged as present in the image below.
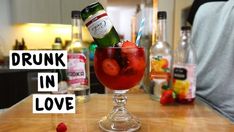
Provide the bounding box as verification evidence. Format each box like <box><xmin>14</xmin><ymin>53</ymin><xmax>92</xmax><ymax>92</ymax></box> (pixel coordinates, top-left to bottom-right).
<box><xmin>149</xmin><ymin>11</ymin><xmax>172</xmax><ymax>101</ymax></box>
<box><xmin>67</xmin><ymin>11</ymin><xmax>90</xmax><ymax>103</ymax></box>
<box><xmin>80</xmin><ymin>2</ymin><xmax>120</xmax><ymax>47</ymax></box>
<box><xmin>173</xmin><ymin>26</ymin><xmax>196</xmax><ymax>104</ymax></box>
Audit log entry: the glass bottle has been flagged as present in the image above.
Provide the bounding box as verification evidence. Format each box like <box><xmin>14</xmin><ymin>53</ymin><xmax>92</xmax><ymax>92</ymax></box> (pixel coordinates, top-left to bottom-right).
<box><xmin>80</xmin><ymin>2</ymin><xmax>120</xmax><ymax>47</ymax></box>
<box><xmin>21</xmin><ymin>38</ymin><xmax>27</xmax><ymax>50</ymax></box>
<box><xmin>52</xmin><ymin>37</ymin><xmax>68</xmax><ymax>94</ymax></box>
<box><xmin>52</xmin><ymin>37</ymin><xmax>62</xmax><ymax>50</ymax></box>
<box><xmin>67</xmin><ymin>11</ymin><xmax>90</xmax><ymax>103</ymax></box>
<box><xmin>173</xmin><ymin>26</ymin><xmax>196</xmax><ymax>104</ymax></box>
<box><xmin>149</xmin><ymin>11</ymin><xmax>172</xmax><ymax>100</ymax></box>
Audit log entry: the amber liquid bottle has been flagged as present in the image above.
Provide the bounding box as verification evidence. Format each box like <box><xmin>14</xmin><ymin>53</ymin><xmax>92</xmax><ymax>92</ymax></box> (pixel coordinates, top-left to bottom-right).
<box><xmin>52</xmin><ymin>37</ymin><xmax>68</xmax><ymax>94</ymax></box>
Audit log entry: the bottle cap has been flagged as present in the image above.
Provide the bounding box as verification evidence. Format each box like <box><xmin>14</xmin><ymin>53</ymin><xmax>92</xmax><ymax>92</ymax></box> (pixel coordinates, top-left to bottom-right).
<box><xmin>80</xmin><ymin>2</ymin><xmax>104</xmax><ymax>21</ymax></box>
<box><xmin>158</xmin><ymin>11</ymin><xmax>167</xmax><ymax>19</ymax></box>
<box><xmin>181</xmin><ymin>26</ymin><xmax>191</xmax><ymax>31</ymax></box>
<box><xmin>82</xmin><ymin>2</ymin><xmax>102</xmax><ymax>12</ymax></box>
<box><xmin>71</xmin><ymin>11</ymin><xmax>81</xmax><ymax>18</ymax></box>
<box><xmin>55</xmin><ymin>37</ymin><xmax>62</xmax><ymax>43</ymax></box>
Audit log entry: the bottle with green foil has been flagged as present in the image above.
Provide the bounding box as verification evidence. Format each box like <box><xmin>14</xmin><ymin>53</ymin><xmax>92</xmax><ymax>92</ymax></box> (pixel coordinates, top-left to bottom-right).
<box><xmin>81</xmin><ymin>2</ymin><xmax>120</xmax><ymax>47</ymax></box>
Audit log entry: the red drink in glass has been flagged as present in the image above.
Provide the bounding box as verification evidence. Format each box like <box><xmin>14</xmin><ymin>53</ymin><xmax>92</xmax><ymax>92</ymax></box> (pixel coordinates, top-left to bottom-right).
<box><xmin>94</xmin><ymin>47</ymin><xmax>146</xmax><ymax>90</ymax></box>
<box><xmin>94</xmin><ymin>46</ymin><xmax>145</xmax><ymax>131</ymax></box>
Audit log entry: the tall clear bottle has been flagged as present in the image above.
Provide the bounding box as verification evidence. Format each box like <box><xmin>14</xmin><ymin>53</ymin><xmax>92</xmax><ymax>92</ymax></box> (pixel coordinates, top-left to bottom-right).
<box><xmin>149</xmin><ymin>11</ymin><xmax>172</xmax><ymax>100</ymax></box>
<box><xmin>173</xmin><ymin>26</ymin><xmax>196</xmax><ymax>104</ymax></box>
<box><xmin>80</xmin><ymin>2</ymin><xmax>120</xmax><ymax>47</ymax></box>
<box><xmin>67</xmin><ymin>11</ymin><xmax>90</xmax><ymax>103</ymax></box>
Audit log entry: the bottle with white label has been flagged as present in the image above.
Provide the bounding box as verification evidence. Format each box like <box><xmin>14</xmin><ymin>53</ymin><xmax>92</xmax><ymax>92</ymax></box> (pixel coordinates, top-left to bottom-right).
<box><xmin>80</xmin><ymin>2</ymin><xmax>120</xmax><ymax>47</ymax></box>
<box><xmin>149</xmin><ymin>11</ymin><xmax>172</xmax><ymax>100</ymax></box>
<box><xmin>173</xmin><ymin>26</ymin><xmax>196</xmax><ymax>104</ymax></box>
<box><xmin>67</xmin><ymin>11</ymin><xmax>90</xmax><ymax>103</ymax></box>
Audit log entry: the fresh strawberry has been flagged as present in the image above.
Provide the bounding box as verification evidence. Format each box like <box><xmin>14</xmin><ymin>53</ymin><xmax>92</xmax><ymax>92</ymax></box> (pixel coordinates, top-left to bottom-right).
<box><xmin>160</xmin><ymin>89</ymin><xmax>176</xmax><ymax>105</ymax></box>
<box><xmin>56</xmin><ymin>122</ymin><xmax>67</xmax><ymax>132</ymax></box>
<box><xmin>127</xmin><ymin>56</ymin><xmax>145</xmax><ymax>71</ymax></box>
<box><xmin>102</xmin><ymin>58</ymin><xmax>120</xmax><ymax>76</ymax></box>
<box><xmin>122</xmin><ymin>41</ymin><xmax>137</xmax><ymax>48</ymax></box>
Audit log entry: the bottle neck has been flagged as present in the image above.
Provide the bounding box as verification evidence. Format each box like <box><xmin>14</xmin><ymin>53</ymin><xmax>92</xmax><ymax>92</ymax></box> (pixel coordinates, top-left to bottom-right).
<box><xmin>72</xmin><ymin>18</ymin><xmax>82</xmax><ymax>42</ymax></box>
<box><xmin>157</xmin><ymin>19</ymin><xmax>167</xmax><ymax>42</ymax></box>
<box><xmin>180</xmin><ymin>30</ymin><xmax>191</xmax><ymax>47</ymax></box>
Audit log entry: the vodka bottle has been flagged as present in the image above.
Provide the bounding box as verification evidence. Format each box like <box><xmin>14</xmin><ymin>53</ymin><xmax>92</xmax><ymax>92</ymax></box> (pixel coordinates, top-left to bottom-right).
<box><xmin>81</xmin><ymin>2</ymin><xmax>120</xmax><ymax>47</ymax></box>
<box><xmin>149</xmin><ymin>11</ymin><xmax>172</xmax><ymax>100</ymax></box>
<box><xmin>67</xmin><ymin>11</ymin><xmax>90</xmax><ymax>103</ymax></box>
<box><xmin>173</xmin><ymin>26</ymin><xmax>196</xmax><ymax>104</ymax></box>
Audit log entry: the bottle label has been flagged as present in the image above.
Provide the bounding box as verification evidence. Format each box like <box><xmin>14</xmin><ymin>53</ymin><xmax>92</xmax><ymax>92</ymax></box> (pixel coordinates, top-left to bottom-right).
<box><xmin>150</xmin><ymin>55</ymin><xmax>171</xmax><ymax>95</ymax></box>
<box><xmin>84</xmin><ymin>11</ymin><xmax>112</xmax><ymax>39</ymax></box>
<box><xmin>67</xmin><ymin>53</ymin><xmax>88</xmax><ymax>87</ymax></box>
<box><xmin>173</xmin><ymin>64</ymin><xmax>196</xmax><ymax>99</ymax></box>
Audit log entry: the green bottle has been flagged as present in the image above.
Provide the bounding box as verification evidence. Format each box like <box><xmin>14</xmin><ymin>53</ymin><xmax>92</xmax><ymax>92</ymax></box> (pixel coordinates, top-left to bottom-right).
<box><xmin>81</xmin><ymin>2</ymin><xmax>120</xmax><ymax>47</ymax></box>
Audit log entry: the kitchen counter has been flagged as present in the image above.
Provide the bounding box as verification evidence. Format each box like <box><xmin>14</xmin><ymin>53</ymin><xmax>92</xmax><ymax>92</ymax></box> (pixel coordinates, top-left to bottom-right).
<box><xmin>0</xmin><ymin>94</ymin><xmax>233</xmax><ymax>131</ymax></box>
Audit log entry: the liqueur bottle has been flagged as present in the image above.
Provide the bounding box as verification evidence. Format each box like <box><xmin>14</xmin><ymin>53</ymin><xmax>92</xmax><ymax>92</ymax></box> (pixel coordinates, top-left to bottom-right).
<box><xmin>67</xmin><ymin>11</ymin><xmax>90</xmax><ymax>103</ymax></box>
<box><xmin>80</xmin><ymin>2</ymin><xmax>120</xmax><ymax>47</ymax></box>
<box><xmin>149</xmin><ymin>11</ymin><xmax>172</xmax><ymax>100</ymax></box>
<box><xmin>52</xmin><ymin>37</ymin><xmax>63</xmax><ymax>50</ymax></box>
<box><xmin>173</xmin><ymin>26</ymin><xmax>196</xmax><ymax>104</ymax></box>
<box><xmin>52</xmin><ymin>37</ymin><xmax>68</xmax><ymax>94</ymax></box>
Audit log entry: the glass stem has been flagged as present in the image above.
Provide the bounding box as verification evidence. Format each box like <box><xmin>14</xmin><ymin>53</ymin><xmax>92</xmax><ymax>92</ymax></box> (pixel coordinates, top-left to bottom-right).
<box><xmin>113</xmin><ymin>93</ymin><xmax>127</xmax><ymax>108</ymax></box>
<box><xmin>112</xmin><ymin>90</ymin><xmax>129</xmax><ymax>121</ymax></box>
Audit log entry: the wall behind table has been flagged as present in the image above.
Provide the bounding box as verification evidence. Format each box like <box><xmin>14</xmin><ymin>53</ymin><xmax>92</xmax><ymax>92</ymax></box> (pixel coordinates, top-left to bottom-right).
<box><xmin>0</xmin><ymin>0</ymin><xmax>93</xmax><ymax>56</ymax></box>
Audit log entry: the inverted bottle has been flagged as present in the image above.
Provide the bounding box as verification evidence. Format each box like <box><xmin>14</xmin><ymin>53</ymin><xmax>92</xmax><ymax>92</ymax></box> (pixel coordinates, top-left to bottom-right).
<box><xmin>80</xmin><ymin>2</ymin><xmax>120</xmax><ymax>47</ymax></box>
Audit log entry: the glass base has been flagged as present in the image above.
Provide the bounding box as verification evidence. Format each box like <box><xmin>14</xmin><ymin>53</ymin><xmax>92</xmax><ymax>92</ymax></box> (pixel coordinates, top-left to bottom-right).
<box><xmin>99</xmin><ymin>92</ymin><xmax>141</xmax><ymax>132</ymax></box>
<box><xmin>99</xmin><ymin>114</ymin><xmax>141</xmax><ymax>132</ymax></box>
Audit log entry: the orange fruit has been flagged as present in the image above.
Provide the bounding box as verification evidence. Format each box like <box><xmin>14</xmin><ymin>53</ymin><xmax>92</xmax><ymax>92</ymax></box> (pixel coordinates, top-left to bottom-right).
<box><xmin>160</xmin><ymin>59</ymin><xmax>169</xmax><ymax>69</ymax></box>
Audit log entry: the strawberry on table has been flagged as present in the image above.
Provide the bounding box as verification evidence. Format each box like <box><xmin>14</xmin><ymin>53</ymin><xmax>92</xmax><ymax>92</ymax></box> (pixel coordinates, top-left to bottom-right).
<box><xmin>102</xmin><ymin>58</ymin><xmax>120</xmax><ymax>76</ymax></box>
<box><xmin>160</xmin><ymin>89</ymin><xmax>176</xmax><ymax>105</ymax></box>
<box><xmin>56</xmin><ymin>122</ymin><xmax>67</xmax><ymax>132</ymax></box>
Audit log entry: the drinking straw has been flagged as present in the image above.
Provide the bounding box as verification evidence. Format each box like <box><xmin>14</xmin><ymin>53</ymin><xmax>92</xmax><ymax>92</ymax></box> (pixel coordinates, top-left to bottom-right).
<box><xmin>136</xmin><ymin>18</ymin><xmax>145</xmax><ymax>46</ymax></box>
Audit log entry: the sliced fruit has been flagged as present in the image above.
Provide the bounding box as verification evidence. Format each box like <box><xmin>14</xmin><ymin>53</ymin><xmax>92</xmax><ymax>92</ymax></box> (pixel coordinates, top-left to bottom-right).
<box><xmin>127</xmin><ymin>56</ymin><xmax>145</xmax><ymax>71</ymax></box>
<box><xmin>122</xmin><ymin>41</ymin><xmax>137</xmax><ymax>48</ymax></box>
<box><xmin>160</xmin><ymin>58</ymin><xmax>169</xmax><ymax>69</ymax></box>
<box><xmin>102</xmin><ymin>59</ymin><xmax>120</xmax><ymax>76</ymax></box>
<box><xmin>173</xmin><ymin>80</ymin><xmax>190</xmax><ymax>95</ymax></box>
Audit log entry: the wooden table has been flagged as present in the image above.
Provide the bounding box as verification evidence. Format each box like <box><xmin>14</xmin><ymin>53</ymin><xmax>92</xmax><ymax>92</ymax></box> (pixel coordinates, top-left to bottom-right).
<box><xmin>0</xmin><ymin>94</ymin><xmax>233</xmax><ymax>132</ymax></box>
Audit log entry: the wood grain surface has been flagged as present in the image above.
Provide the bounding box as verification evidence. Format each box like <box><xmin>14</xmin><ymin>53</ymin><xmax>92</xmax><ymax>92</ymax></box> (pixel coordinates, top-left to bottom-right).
<box><xmin>0</xmin><ymin>94</ymin><xmax>233</xmax><ymax>132</ymax></box>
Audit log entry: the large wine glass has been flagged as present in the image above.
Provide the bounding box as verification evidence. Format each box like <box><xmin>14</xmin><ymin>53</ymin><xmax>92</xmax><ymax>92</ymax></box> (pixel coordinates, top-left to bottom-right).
<box><xmin>94</xmin><ymin>47</ymin><xmax>146</xmax><ymax>131</ymax></box>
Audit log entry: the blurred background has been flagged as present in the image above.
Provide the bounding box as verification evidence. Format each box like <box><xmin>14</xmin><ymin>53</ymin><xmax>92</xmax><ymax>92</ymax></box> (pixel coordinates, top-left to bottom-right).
<box><xmin>0</xmin><ymin>0</ymin><xmax>193</xmax><ymax>109</ymax></box>
<box><xmin>0</xmin><ymin>0</ymin><xmax>193</xmax><ymax>55</ymax></box>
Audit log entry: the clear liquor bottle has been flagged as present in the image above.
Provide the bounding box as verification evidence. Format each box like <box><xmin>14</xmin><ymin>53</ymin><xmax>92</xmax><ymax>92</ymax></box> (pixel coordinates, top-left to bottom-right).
<box><xmin>149</xmin><ymin>11</ymin><xmax>172</xmax><ymax>100</ymax></box>
<box><xmin>173</xmin><ymin>26</ymin><xmax>196</xmax><ymax>104</ymax></box>
<box><xmin>67</xmin><ymin>11</ymin><xmax>90</xmax><ymax>103</ymax></box>
<box><xmin>80</xmin><ymin>2</ymin><xmax>120</xmax><ymax>47</ymax></box>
